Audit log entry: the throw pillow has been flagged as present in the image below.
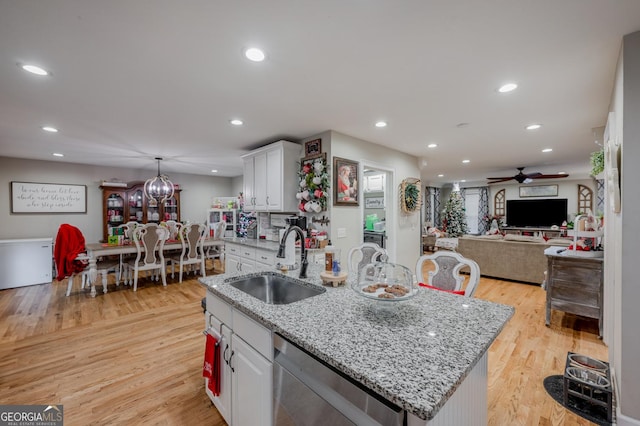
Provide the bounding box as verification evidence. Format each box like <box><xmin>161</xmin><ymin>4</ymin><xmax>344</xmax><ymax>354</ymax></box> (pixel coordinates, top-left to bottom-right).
<box><xmin>419</xmin><ymin>282</ymin><xmax>465</xmax><ymax>295</ymax></box>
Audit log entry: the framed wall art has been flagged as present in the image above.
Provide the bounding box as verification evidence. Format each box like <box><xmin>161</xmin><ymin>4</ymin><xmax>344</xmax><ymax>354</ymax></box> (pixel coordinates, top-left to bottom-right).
<box><xmin>519</xmin><ymin>184</ymin><xmax>558</xmax><ymax>198</ymax></box>
<box><xmin>11</xmin><ymin>181</ymin><xmax>87</xmax><ymax>213</ymax></box>
<box><xmin>365</xmin><ymin>196</ymin><xmax>384</xmax><ymax>209</ymax></box>
<box><xmin>333</xmin><ymin>157</ymin><xmax>359</xmax><ymax>206</ymax></box>
<box><xmin>304</xmin><ymin>138</ymin><xmax>322</xmax><ymax>158</ymax></box>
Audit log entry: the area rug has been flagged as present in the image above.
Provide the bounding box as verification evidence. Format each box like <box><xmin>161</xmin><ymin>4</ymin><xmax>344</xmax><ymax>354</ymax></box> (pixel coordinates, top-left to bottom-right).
<box><xmin>543</xmin><ymin>375</ymin><xmax>612</xmax><ymax>426</ymax></box>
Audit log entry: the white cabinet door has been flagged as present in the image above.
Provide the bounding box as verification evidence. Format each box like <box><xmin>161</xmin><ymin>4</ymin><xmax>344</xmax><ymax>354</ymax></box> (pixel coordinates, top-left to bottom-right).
<box><xmin>253</xmin><ymin>152</ymin><xmax>268</xmax><ymax>211</ymax></box>
<box><xmin>238</xmin><ymin>259</ymin><xmax>255</xmax><ymax>273</ymax></box>
<box><xmin>231</xmin><ymin>335</ymin><xmax>273</xmax><ymax>426</ymax></box>
<box><xmin>265</xmin><ymin>148</ymin><xmax>282</xmax><ymax>210</ymax></box>
<box><xmin>241</xmin><ymin>140</ymin><xmax>301</xmax><ymax>212</ymax></box>
<box><xmin>205</xmin><ymin>316</ymin><xmax>233</xmax><ymax>425</ymax></box>
<box><xmin>243</xmin><ymin>157</ymin><xmax>256</xmax><ymax>209</ymax></box>
<box><xmin>226</xmin><ymin>254</ymin><xmax>241</xmax><ymax>273</ymax></box>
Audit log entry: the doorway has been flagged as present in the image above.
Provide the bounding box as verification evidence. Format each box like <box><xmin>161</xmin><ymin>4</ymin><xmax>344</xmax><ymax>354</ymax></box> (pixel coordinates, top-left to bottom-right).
<box><xmin>360</xmin><ymin>163</ymin><xmax>394</xmax><ymax>261</ymax></box>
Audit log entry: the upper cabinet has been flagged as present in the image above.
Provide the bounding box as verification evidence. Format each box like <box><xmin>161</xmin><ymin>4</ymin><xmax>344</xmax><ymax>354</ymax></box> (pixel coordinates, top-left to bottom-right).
<box><xmin>242</xmin><ymin>140</ymin><xmax>301</xmax><ymax>212</ymax></box>
<box><xmin>100</xmin><ymin>182</ymin><xmax>181</xmax><ymax>241</ymax></box>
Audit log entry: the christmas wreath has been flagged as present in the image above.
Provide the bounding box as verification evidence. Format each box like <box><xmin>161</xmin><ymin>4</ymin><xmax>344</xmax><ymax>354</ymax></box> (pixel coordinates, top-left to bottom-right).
<box><xmin>296</xmin><ymin>157</ymin><xmax>330</xmax><ymax>213</ymax></box>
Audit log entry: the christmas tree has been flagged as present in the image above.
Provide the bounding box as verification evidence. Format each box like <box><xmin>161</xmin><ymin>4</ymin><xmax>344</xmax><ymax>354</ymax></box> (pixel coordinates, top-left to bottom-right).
<box><xmin>443</xmin><ymin>190</ymin><xmax>468</xmax><ymax>237</ymax></box>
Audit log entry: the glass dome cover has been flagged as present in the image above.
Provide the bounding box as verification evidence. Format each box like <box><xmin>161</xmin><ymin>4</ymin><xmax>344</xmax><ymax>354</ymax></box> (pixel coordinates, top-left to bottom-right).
<box><xmin>352</xmin><ymin>261</ymin><xmax>417</xmax><ymax>302</ymax></box>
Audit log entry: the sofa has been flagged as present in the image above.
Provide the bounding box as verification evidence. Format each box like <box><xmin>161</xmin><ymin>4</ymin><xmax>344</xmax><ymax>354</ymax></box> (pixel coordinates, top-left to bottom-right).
<box><xmin>456</xmin><ymin>234</ymin><xmax>571</xmax><ymax>284</ymax></box>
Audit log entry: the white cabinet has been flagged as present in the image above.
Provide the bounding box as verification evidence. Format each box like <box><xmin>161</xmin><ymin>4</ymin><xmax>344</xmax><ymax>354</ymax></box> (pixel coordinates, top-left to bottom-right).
<box><xmin>205</xmin><ymin>292</ymin><xmax>272</xmax><ymax>426</ymax></box>
<box><xmin>231</xmin><ymin>335</ymin><xmax>273</xmax><ymax>426</ymax></box>
<box><xmin>207</xmin><ymin>209</ymin><xmax>237</xmax><ymax>238</ymax></box>
<box><xmin>225</xmin><ymin>243</ymin><xmax>256</xmax><ymax>273</ymax></box>
<box><xmin>205</xmin><ymin>314</ymin><xmax>233</xmax><ymax>424</ymax></box>
<box><xmin>242</xmin><ymin>140</ymin><xmax>301</xmax><ymax>212</ymax></box>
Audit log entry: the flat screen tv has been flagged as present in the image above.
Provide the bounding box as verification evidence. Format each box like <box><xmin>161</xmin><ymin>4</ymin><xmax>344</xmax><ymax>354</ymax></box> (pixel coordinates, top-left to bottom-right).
<box><xmin>506</xmin><ymin>199</ymin><xmax>568</xmax><ymax>228</ymax></box>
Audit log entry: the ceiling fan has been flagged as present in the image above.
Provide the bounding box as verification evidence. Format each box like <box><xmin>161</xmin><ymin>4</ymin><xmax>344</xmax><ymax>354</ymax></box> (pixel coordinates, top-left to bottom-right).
<box><xmin>487</xmin><ymin>167</ymin><xmax>569</xmax><ymax>184</ymax></box>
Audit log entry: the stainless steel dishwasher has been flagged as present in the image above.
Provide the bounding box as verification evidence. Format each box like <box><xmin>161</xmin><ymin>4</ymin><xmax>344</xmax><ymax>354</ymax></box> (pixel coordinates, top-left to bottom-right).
<box><xmin>273</xmin><ymin>333</ymin><xmax>404</xmax><ymax>425</ymax></box>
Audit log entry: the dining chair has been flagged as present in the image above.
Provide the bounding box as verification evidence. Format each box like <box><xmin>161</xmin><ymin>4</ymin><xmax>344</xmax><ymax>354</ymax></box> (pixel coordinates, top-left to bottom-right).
<box><xmin>347</xmin><ymin>242</ymin><xmax>388</xmax><ymax>282</ymax></box>
<box><xmin>205</xmin><ymin>221</ymin><xmax>227</xmax><ymax>270</ymax></box>
<box><xmin>169</xmin><ymin>223</ymin><xmax>207</xmax><ymax>282</ymax></box>
<box><xmin>127</xmin><ymin>223</ymin><xmax>168</xmax><ymax>291</ymax></box>
<box><xmin>163</xmin><ymin>220</ymin><xmax>183</xmax><ymax>241</ymax></box>
<box><xmin>66</xmin><ymin>254</ymin><xmax>120</xmax><ymax>296</ymax></box>
<box><xmin>415</xmin><ymin>251</ymin><xmax>480</xmax><ymax>297</ymax></box>
<box><xmin>54</xmin><ymin>224</ymin><xmax>119</xmax><ymax>296</ymax></box>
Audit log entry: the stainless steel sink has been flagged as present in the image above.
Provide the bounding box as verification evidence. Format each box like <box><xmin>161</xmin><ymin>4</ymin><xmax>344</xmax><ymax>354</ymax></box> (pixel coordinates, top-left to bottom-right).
<box><xmin>227</xmin><ymin>273</ymin><xmax>325</xmax><ymax>305</ymax></box>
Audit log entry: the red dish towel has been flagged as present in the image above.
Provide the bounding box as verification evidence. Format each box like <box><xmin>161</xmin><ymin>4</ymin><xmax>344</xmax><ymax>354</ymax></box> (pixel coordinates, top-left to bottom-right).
<box><xmin>203</xmin><ymin>332</ymin><xmax>221</xmax><ymax>396</ymax></box>
<box><xmin>419</xmin><ymin>282</ymin><xmax>465</xmax><ymax>296</ymax></box>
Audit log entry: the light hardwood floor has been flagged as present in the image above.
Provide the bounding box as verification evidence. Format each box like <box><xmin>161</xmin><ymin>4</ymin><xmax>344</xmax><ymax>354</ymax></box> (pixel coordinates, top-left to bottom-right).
<box><xmin>0</xmin><ymin>260</ymin><xmax>606</xmax><ymax>425</ymax></box>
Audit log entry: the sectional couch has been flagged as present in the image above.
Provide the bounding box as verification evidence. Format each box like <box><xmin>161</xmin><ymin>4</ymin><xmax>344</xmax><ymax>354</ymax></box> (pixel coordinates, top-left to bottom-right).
<box><xmin>456</xmin><ymin>234</ymin><xmax>571</xmax><ymax>284</ymax></box>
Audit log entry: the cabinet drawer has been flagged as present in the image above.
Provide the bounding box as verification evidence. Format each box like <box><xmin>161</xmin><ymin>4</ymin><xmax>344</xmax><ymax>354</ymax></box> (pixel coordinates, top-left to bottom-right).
<box><xmin>240</xmin><ymin>246</ymin><xmax>256</xmax><ymax>260</ymax></box>
<box><xmin>226</xmin><ymin>243</ymin><xmax>241</xmax><ymax>256</ymax></box>
<box><xmin>551</xmin><ymin>268</ymin><xmax>601</xmax><ymax>287</ymax></box>
<box><xmin>206</xmin><ymin>291</ymin><xmax>233</xmax><ymax>326</ymax></box>
<box><xmin>549</xmin><ymin>275</ymin><xmax>601</xmax><ymax>292</ymax></box>
<box><xmin>549</xmin><ymin>299</ymin><xmax>600</xmax><ymax>320</ymax></box>
<box><xmin>548</xmin><ymin>284</ymin><xmax>599</xmax><ymax>307</ymax></box>
<box><xmin>255</xmin><ymin>249</ymin><xmax>276</xmax><ymax>266</ymax></box>
<box><xmin>232</xmin><ymin>309</ymin><xmax>272</xmax><ymax>361</ymax></box>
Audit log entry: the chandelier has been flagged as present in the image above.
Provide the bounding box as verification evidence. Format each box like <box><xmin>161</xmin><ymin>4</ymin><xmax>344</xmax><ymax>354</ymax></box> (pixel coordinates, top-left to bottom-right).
<box><xmin>144</xmin><ymin>157</ymin><xmax>175</xmax><ymax>203</ymax></box>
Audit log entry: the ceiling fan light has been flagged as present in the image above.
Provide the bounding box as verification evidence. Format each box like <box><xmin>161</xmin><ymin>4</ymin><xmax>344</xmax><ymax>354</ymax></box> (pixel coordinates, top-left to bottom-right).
<box><xmin>523</xmin><ymin>178</ymin><xmax>533</xmax><ymax>184</ymax></box>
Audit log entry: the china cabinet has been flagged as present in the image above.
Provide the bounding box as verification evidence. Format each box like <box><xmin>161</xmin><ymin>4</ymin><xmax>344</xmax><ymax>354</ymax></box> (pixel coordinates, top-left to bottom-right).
<box><xmin>100</xmin><ymin>182</ymin><xmax>181</xmax><ymax>241</ymax></box>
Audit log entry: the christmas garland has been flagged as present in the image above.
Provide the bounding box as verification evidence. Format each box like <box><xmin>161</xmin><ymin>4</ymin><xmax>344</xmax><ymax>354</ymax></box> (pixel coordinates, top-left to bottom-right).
<box><xmin>296</xmin><ymin>157</ymin><xmax>330</xmax><ymax>213</ymax></box>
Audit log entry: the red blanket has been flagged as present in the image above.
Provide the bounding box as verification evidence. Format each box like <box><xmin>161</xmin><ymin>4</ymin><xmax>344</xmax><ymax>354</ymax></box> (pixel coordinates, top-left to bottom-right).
<box><xmin>54</xmin><ymin>224</ymin><xmax>87</xmax><ymax>281</ymax></box>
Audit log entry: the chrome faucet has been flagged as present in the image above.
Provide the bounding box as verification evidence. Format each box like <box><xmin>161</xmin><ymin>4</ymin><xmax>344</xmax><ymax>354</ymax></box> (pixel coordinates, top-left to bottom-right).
<box><xmin>276</xmin><ymin>225</ymin><xmax>308</xmax><ymax>279</ymax></box>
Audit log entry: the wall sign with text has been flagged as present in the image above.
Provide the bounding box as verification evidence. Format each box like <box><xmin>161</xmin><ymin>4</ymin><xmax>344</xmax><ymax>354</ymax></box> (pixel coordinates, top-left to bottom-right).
<box><xmin>11</xmin><ymin>181</ymin><xmax>87</xmax><ymax>214</ymax></box>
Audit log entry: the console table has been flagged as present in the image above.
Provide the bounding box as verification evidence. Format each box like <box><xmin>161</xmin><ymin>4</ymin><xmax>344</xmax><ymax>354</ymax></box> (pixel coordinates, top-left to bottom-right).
<box><xmin>545</xmin><ymin>248</ymin><xmax>604</xmax><ymax>337</ymax></box>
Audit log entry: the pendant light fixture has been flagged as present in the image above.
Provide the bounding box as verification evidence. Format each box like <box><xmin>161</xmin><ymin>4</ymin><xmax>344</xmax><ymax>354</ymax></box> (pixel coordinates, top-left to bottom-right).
<box><xmin>144</xmin><ymin>157</ymin><xmax>175</xmax><ymax>203</ymax></box>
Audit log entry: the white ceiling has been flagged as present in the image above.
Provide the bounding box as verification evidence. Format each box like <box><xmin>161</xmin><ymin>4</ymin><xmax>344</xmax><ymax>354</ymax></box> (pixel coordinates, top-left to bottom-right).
<box><xmin>1</xmin><ymin>0</ymin><xmax>639</xmax><ymax>184</ymax></box>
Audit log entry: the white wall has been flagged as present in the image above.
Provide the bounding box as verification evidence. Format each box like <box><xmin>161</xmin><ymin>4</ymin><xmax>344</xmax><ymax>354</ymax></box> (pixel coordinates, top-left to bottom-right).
<box><xmin>613</xmin><ymin>31</ymin><xmax>640</xmax><ymax>425</ymax></box>
<box><xmin>0</xmin><ymin>156</ymin><xmax>233</xmax><ymax>242</ymax></box>
<box><xmin>327</xmin><ymin>131</ymin><xmax>421</xmax><ymax>270</ymax></box>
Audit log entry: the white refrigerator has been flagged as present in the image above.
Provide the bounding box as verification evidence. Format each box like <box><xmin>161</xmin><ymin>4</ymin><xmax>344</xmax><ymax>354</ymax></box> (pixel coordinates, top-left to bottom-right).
<box><xmin>0</xmin><ymin>238</ymin><xmax>53</xmax><ymax>290</ymax></box>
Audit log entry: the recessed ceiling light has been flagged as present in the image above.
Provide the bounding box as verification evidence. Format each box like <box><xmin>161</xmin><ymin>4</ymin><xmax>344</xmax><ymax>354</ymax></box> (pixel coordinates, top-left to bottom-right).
<box><xmin>542</xmin><ymin>148</ymin><xmax>553</xmax><ymax>153</ymax></box>
<box><xmin>230</xmin><ymin>119</ymin><xmax>243</xmax><ymax>126</ymax></box>
<box><xmin>461</xmin><ymin>180</ymin><xmax>467</xmax><ymax>183</ymax></box>
<box><xmin>427</xmin><ymin>143</ymin><xmax>438</xmax><ymax>148</ymax></box>
<box><xmin>52</xmin><ymin>153</ymin><xmax>64</xmax><ymax>157</ymax></box>
<box><xmin>558</xmin><ymin>171</ymin><xmax>566</xmax><ymax>175</ymax></box>
<box><xmin>462</xmin><ymin>159</ymin><xmax>470</xmax><ymax>164</ymax></box>
<box><xmin>498</xmin><ymin>83</ymin><xmax>518</xmax><ymax>93</ymax></box>
<box><xmin>375</xmin><ymin>121</ymin><xmax>387</xmax><ymax>128</ymax></box>
<box><xmin>20</xmin><ymin>64</ymin><xmax>49</xmax><ymax>76</ymax></box>
<box><xmin>211</xmin><ymin>169</ymin><xmax>218</xmax><ymax>173</ymax></box>
<box><xmin>438</xmin><ymin>174</ymin><xmax>444</xmax><ymax>177</ymax></box>
<box><xmin>526</xmin><ymin>124</ymin><xmax>542</xmax><ymax>130</ymax></box>
<box><xmin>244</xmin><ymin>47</ymin><xmax>265</xmax><ymax>62</ymax></box>
<box><xmin>42</xmin><ymin>126</ymin><xmax>58</xmax><ymax>133</ymax></box>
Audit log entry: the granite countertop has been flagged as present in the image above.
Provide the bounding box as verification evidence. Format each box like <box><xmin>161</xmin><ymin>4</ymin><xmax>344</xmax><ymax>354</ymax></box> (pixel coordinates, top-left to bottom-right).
<box><xmin>222</xmin><ymin>237</ymin><xmax>282</xmax><ymax>252</ymax></box>
<box><xmin>199</xmin><ymin>263</ymin><xmax>514</xmax><ymax>421</ymax></box>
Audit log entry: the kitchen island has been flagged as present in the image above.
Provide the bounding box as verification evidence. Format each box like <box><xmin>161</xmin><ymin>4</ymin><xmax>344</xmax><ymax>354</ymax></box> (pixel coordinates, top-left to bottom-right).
<box><xmin>200</xmin><ymin>259</ymin><xmax>513</xmax><ymax>425</ymax></box>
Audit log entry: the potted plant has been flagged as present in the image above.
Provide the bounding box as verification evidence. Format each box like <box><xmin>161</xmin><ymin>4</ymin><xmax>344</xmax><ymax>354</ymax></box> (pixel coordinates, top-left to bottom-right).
<box><xmin>590</xmin><ymin>149</ymin><xmax>604</xmax><ymax>177</ymax></box>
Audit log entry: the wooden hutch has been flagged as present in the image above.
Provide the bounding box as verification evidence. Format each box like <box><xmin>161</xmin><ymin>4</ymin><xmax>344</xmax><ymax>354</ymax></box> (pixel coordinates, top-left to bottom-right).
<box><xmin>100</xmin><ymin>182</ymin><xmax>181</xmax><ymax>241</ymax></box>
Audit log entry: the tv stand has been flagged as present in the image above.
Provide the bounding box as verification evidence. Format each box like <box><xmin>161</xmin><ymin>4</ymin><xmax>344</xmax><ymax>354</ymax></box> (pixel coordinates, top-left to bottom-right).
<box><xmin>502</xmin><ymin>227</ymin><xmax>562</xmax><ymax>238</ymax></box>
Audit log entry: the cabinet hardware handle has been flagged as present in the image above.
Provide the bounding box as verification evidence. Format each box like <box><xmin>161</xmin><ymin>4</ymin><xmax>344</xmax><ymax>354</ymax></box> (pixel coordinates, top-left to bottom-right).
<box><xmin>229</xmin><ymin>350</ymin><xmax>235</xmax><ymax>372</ymax></box>
<box><xmin>223</xmin><ymin>343</ymin><xmax>229</xmax><ymax>364</ymax></box>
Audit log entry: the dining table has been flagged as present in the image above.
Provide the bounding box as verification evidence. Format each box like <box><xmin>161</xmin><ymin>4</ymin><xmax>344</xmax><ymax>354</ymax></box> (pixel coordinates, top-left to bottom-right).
<box><xmin>84</xmin><ymin>238</ymin><xmax>225</xmax><ymax>297</ymax></box>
